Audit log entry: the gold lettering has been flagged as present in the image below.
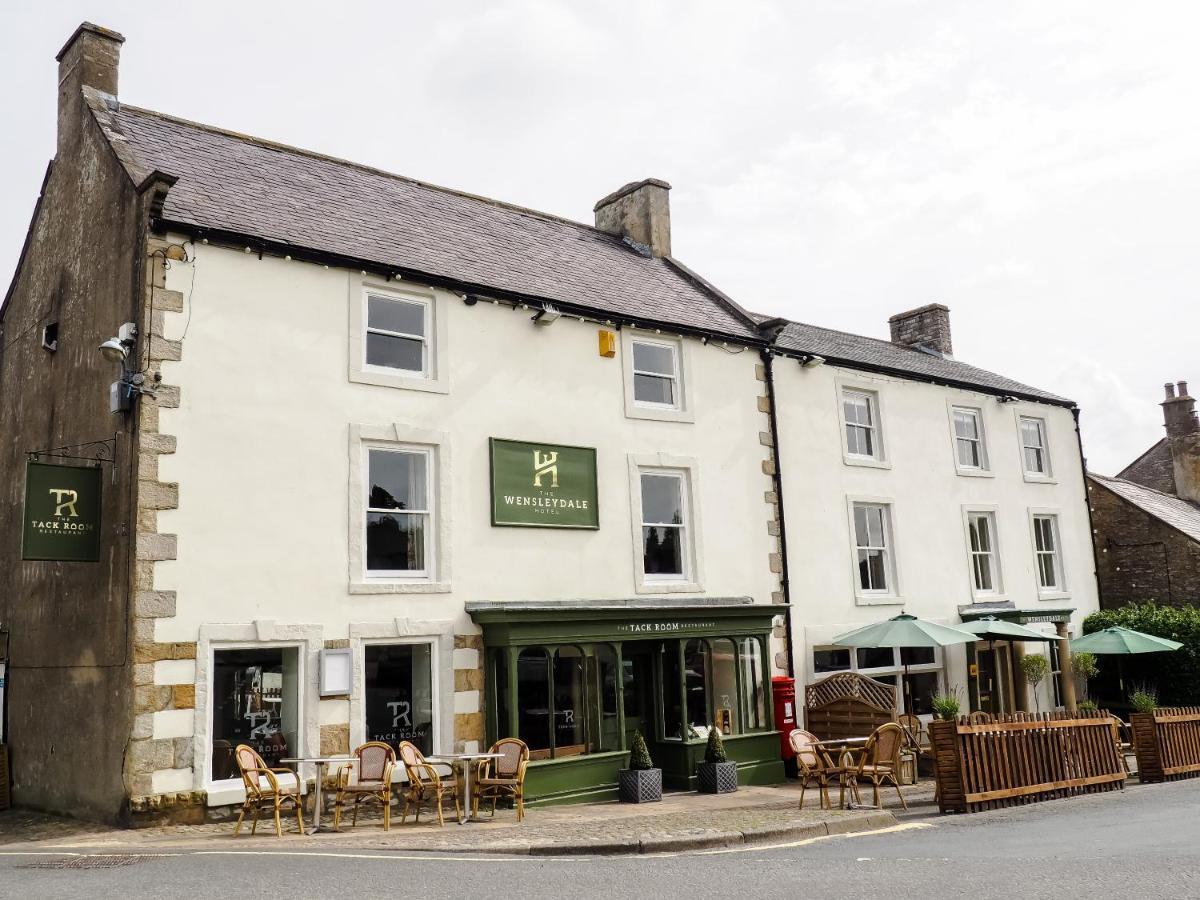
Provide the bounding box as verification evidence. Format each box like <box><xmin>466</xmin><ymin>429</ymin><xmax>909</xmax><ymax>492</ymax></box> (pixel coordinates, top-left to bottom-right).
<box><xmin>49</xmin><ymin>488</ymin><xmax>79</xmax><ymax>518</ymax></box>
<box><xmin>532</xmin><ymin>450</ymin><xmax>559</xmax><ymax>488</ymax></box>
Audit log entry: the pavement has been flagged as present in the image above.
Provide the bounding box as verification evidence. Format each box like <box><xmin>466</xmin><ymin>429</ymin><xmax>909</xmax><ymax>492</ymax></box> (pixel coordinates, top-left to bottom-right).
<box><xmin>0</xmin><ymin>779</ymin><xmax>927</xmax><ymax>856</ymax></box>
<box><xmin>1</xmin><ymin>779</ymin><xmax>1197</xmax><ymax>899</ymax></box>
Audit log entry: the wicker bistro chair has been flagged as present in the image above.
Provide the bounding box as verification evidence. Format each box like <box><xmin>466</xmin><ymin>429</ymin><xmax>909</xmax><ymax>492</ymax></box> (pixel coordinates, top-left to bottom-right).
<box><xmin>850</xmin><ymin>722</ymin><xmax>909</xmax><ymax>810</ymax></box>
<box><xmin>397</xmin><ymin>741</ymin><xmax>461</xmax><ymax>827</ymax></box>
<box><xmin>897</xmin><ymin>713</ymin><xmax>931</xmax><ymax>780</ymax></box>
<box><xmin>472</xmin><ymin>738</ymin><xmax>530</xmax><ymax>821</ymax></box>
<box><xmin>333</xmin><ymin>742</ymin><xmax>397</xmax><ymax>831</ymax></box>
<box><xmin>788</xmin><ymin>729</ymin><xmax>850</xmax><ymax>810</ymax></box>
<box><xmin>233</xmin><ymin>744</ymin><xmax>306</xmax><ymax>837</ymax></box>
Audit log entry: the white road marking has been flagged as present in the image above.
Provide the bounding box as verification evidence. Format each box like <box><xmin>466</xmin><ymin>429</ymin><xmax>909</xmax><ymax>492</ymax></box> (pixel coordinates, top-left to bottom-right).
<box><xmin>679</xmin><ymin>821</ymin><xmax>934</xmax><ymax>857</ymax></box>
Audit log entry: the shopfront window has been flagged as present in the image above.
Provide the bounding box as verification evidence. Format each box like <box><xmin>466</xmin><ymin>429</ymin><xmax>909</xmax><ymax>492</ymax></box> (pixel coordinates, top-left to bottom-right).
<box><xmin>364</xmin><ymin>643</ymin><xmax>434</xmax><ymax>754</ymax></box>
<box><xmin>517</xmin><ymin>648</ymin><xmax>552</xmax><ymax>758</ymax></box>
<box><xmin>814</xmin><ymin>645</ymin><xmax>944</xmax><ymax>717</ymax></box>
<box><xmin>211</xmin><ymin>647</ymin><xmax>299</xmax><ymax>782</ymax></box>
<box><xmin>711</xmin><ymin>638</ymin><xmax>738</xmax><ymax>735</ymax></box>
<box><xmin>553</xmin><ymin>647</ymin><xmax>587</xmax><ymax>756</ymax></box>
<box><xmin>596</xmin><ymin>644</ymin><xmax>620</xmax><ymax>751</ymax></box>
<box><xmin>684</xmin><ymin>640</ymin><xmax>710</xmax><ymax>733</ymax></box>
<box><xmin>739</xmin><ymin>637</ymin><xmax>766</xmax><ymax>731</ymax></box>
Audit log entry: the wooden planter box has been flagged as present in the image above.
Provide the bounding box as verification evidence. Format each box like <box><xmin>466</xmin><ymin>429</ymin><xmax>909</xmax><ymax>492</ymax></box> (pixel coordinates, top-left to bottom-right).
<box><xmin>618</xmin><ymin>767</ymin><xmax>662</xmax><ymax>803</ymax></box>
<box><xmin>1131</xmin><ymin>708</ymin><xmax>1200</xmax><ymax>783</ymax></box>
<box><xmin>696</xmin><ymin>761</ymin><xmax>738</xmax><ymax>794</ymax></box>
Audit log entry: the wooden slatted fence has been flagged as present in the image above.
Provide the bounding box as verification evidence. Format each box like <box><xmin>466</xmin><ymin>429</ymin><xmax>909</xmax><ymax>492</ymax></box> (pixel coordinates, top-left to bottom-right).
<box><xmin>805</xmin><ymin>672</ymin><xmax>896</xmax><ymax>742</ymax></box>
<box><xmin>1131</xmin><ymin>707</ymin><xmax>1200</xmax><ymax>783</ymax></box>
<box><xmin>928</xmin><ymin>711</ymin><xmax>1126</xmax><ymax>813</ymax></box>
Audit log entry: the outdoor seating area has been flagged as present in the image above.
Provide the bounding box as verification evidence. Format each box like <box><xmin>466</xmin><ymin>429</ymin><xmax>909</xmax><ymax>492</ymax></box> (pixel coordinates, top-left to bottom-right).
<box><xmin>788</xmin><ymin>720</ymin><xmax>911</xmax><ymax>812</ymax></box>
<box><xmin>233</xmin><ymin>738</ymin><xmax>531</xmax><ymax>837</ymax></box>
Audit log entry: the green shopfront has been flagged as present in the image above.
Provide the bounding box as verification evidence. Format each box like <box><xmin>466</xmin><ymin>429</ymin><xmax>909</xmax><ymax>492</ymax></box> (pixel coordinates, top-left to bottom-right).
<box><xmin>467</xmin><ymin>598</ymin><xmax>787</xmax><ymax>805</ymax></box>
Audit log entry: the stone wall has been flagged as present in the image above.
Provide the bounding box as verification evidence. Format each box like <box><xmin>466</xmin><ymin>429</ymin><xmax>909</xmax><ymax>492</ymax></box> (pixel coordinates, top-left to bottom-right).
<box><xmin>1089</xmin><ymin>477</ymin><xmax>1200</xmax><ymax>609</ymax></box>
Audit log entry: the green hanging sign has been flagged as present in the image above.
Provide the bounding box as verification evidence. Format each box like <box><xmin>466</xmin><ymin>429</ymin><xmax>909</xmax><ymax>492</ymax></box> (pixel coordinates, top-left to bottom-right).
<box><xmin>490</xmin><ymin>438</ymin><xmax>599</xmax><ymax>529</ymax></box>
<box><xmin>22</xmin><ymin>461</ymin><xmax>102</xmax><ymax>562</ymax></box>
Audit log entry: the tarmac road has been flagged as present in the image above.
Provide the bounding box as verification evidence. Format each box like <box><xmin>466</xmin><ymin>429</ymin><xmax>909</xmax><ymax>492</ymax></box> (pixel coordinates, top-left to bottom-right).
<box><xmin>2</xmin><ymin>779</ymin><xmax>1197</xmax><ymax>900</ymax></box>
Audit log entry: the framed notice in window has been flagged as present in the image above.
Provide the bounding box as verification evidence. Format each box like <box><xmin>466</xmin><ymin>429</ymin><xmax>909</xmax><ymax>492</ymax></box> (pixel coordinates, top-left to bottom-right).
<box><xmin>490</xmin><ymin>438</ymin><xmax>599</xmax><ymax>529</ymax></box>
<box><xmin>22</xmin><ymin>461</ymin><xmax>102</xmax><ymax>562</ymax></box>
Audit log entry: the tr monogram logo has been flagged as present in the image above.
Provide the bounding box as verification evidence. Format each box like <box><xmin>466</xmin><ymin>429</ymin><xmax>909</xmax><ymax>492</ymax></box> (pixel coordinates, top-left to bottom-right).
<box><xmin>48</xmin><ymin>488</ymin><xmax>79</xmax><ymax>518</ymax></box>
<box><xmin>532</xmin><ymin>450</ymin><xmax>559</xmax><ymax>488</ymax></box>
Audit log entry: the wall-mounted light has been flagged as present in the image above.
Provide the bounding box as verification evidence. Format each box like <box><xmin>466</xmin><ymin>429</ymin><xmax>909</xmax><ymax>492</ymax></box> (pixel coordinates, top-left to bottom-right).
<box><xmin>532</xmin><ymin>303</ymin><xmax>561</xmax><ymax>326</ymax></box>
<box><xmin>98</xmin><ymin>322</ymin><xmax>147</xmax><ymax>414</ymax></box>
<box><xmin>996</xmin><ymin>395</ymin><xmax>1019</xmax><ymax>404</ymax></box>
<box><xmin>799</xmin><ymin>354</ymin><xmax>826</xmax><ymax>368</ymax></box>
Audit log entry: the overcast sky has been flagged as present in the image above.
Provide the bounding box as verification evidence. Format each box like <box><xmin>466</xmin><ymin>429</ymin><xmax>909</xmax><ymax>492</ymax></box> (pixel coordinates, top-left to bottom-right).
<box><xmin>3</xmin><ymin>2</ymin><xmax>1195</xmax><ymax>474</ymax></box>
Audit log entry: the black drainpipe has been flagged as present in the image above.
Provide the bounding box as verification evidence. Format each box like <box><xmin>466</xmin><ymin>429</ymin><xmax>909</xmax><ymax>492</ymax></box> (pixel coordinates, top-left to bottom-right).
<box><xmin>761</xmin><ymin>348</ymin><xmax>795</xmax><ymax>679</ymax></box>
<box><xmin>1073</xmin><ymin>406</ymin><xmax>1104</xmax><ymax>615</ymax></box>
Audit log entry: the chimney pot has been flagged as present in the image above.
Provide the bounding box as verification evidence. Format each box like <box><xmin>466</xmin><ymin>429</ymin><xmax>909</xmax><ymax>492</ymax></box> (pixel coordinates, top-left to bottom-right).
<box><xmin>1179</xmin><ymin>381</ymin><xmax>1190</xmax><ymax>397</ymax></box>
<box><xmin>1165</xmin><ymin>383</ymin><xmax>1177</xmax><ymax>400</ymax></box>
<box><xmin>594</xmin><ymin>178</ymin><xmax>672</xmax><ymax>258</ymax></box>
<box><xmin>1161</xmin><ymin>377</ymin><xmax>1200</xmax><ymax>503</ymax></box>
<box><xmin>887</xmin><ymin>303</ymin><xmax>953</xmax><ymax>356</ymax></box>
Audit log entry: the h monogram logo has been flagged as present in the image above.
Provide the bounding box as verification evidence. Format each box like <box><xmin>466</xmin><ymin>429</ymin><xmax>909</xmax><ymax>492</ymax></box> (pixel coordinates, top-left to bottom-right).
<box><xmin>532</xmin><ymin>450</ymin><xmax>559</xmax><ymax>488</ymax></box>
<box><xmin>49</xmin><ymin>488</ymin><xmax>79</xmax><ymax>518</ymax></box>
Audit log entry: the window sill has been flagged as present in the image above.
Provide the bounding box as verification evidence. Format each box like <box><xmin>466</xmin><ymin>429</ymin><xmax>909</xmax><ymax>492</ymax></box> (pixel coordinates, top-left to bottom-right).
<box><xmin>350</xmin><ymin>580</ymin><xmax>452</xmax><ymax>595</ymax></box>
<box><xmin>1037</xmin><ymin>590</ymin><xmax>1071</xmax><ymax>602</ymax></box>
<box><xmin>1022</xmin><ymin>474</ymin><xmax>1058</xmax><ymax>485</ymax></box>
<box><xmin>854</xmin><ymin>593</ymin><xmax>904</xmax><ymax>607</ymax></box>
<box><xmin>969</xmin><ymin>593</ymin><xmax>1008</xmax><ymax>604</ymax></box>
<box><xmin>954</xmin><ymin>467</ymin><xmax>995</xmax><ymax>479</ymax></box>
<box><xmin>843</xmin><ymin>455</ymin><xmax>891</xmax><ymax>470</ymax></box>
<box><xmin>350</xmin><ymin>368</ymin><xmax>449</xmax><ymax>394</ymax></box>
<box><xmin>635</xmin><ymin>578</ymin><xmax>704</xmax><ymax>595</ymax></box>
<box><xmin>625</xmin><ymin>403</ymin><xmax>695</xmax><ymax>424</ymax></box>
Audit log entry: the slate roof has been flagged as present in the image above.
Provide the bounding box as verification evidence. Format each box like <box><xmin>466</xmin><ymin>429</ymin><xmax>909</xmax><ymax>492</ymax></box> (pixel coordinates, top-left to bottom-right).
<box><xmin>1117</xmin><ymin>438</ymin><xmax>1177</xmax><ymax>494</ymax></box>
<box><xmin>85</xmin><ymin>93</ymin><xmax>759</xmax><ymax>340</ymax></box>
<box><xmin>775</xmin><ymin>320</ymin><xmax>1071</xmax><ymax>404</ymax></box>
<box><xmin>1089</xmin><ymin>473</ymin><xmax>1200</xmax><ymax>544</ymax></box>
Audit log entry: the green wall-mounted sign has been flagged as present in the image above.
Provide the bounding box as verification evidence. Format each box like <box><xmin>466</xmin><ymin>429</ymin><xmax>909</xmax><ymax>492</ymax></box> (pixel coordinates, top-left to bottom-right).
<box><xmin>22</xmin><ymin>461</ymin><xmax>102</xmax><ymax>562</ymax></box>
<box><xmin>490</xmin><ymin>438</ymin><xmax>599</xmax><ymax>529</ymax></box>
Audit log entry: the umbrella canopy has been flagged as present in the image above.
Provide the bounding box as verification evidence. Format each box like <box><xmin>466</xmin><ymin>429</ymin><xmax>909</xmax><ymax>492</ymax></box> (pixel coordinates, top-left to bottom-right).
<box><xmin>832</xmin><ymin>613</ymin><xmax>978</xmax><ymax>648</ymax></box>
<box><xmin>1070</xmin><ymin>626</ymin><xmax>1183</xmax><ymax>655</ymax></box>
<box><xmin>960</xmin><ymin>616</ymin><xmax>1062</xmax><ymax>642</ymax></box>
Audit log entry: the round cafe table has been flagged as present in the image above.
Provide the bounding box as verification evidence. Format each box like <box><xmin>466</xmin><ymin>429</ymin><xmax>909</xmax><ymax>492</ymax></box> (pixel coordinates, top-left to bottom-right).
<box><xmin>425</xmin><ymin>752</ymin><xmax>504</xmax><ymax>824</ymax></box>
<box><xmin>281</xmin><ymin>756</ymin><xmax>355</xmax><ymax>834</ymax></box>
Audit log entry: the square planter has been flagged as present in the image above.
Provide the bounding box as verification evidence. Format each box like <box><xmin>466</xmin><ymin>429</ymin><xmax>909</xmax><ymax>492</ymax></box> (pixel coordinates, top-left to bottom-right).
<box><xmin>618</xmin><ymin>767</ymin><xmax>663</xmax><ymax>803</ymax></box>
<box><xmin>696</xmin><ymin>760</ymin><xmax>738</xmax><ymax>794</ymax></box>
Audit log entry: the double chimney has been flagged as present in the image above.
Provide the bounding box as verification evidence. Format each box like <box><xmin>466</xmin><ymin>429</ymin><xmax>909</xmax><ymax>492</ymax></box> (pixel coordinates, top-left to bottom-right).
<box><xmin>1162</xmin><ymin>381</ymin><xmax>1200</xmax><ymax>504</ymax></box>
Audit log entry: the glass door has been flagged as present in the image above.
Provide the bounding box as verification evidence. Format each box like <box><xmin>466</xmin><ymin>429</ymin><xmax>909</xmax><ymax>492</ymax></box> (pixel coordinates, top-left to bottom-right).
<box><xmin>622</xmin><ymin>643</ymin><xmax>655</xmax><ymax>747</ymax></box>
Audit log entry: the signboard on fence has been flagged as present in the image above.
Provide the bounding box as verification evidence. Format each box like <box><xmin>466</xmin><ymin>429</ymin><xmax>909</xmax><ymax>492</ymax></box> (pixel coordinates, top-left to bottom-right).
<box><xmin>22</xmin><ymin>461</ymin><xmax>102</xmax><ymax>561</ymax></box>
<box><xmin>490</xmin><ymin>438</ymin><xmax>599</xmax><ymax>529</ymax></box>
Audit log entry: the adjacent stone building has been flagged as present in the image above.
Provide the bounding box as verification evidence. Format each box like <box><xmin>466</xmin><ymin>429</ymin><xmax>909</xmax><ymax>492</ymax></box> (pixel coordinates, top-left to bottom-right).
<box><xmin>1089</xmin><ymin>381</ymin><xmax>1200</xmax><ymax>609</ymax></box>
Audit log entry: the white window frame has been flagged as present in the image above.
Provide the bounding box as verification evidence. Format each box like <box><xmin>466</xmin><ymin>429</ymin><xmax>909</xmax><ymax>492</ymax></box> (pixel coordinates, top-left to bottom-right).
<box><xmin>349</xmin><ymin>280</ymin><xmax>449</xmax><ymax>394</ymax></box>
<box><xmin>621</xmin><ymin>329</ymin><xmax>694</xmax><ymax>423</ymax></box>
<box><xmin>809</xmin><ymin>643</ymin><xmax>943</xmax><ymax>719</ymax></box>
<box><xmin>1016</xmin><ymin>410</ymin><xmax>1056</xmax><ymax>482</ymax></box>
<box><xmin>349</xmin><ymin>423</ymin><xmax>452</xmax><ymax>593</ymax></box>
<box><xmin>1028</xmin><ymin>508</ymin><xmax>1069</xmax><ymax>599</ymax></box>
<box><xmin>947</xmin><ymin>402</ymin><xmax>993</xmax><ymax>477</ymax></box>
<box><xmin>846</xmin><ymin>497</ymin><xmax>902</xmax><ymax>605</ymax></box>
<box><xmin>628</xmin><ymin>453</ymin><xmax>704</xmax><ymax>593</ymax></box>
<box><xmin>363</xmin><ymin>445</ymin><xmax>433</xmax><ymax>580</ymax></box>
<box><xmin>836</xmin><ymin>379</ymin><xmax>889</xmax><ymax>468</ymax></box>
<box><xmin>358</xmin><ymin>637</ymin><xmax>442</xmax><ymax>767</ymax></box>
<box><xmin>962</xmin><ymin>506</ymin><xmax>1004</xmax><ymax>599</ymax></box>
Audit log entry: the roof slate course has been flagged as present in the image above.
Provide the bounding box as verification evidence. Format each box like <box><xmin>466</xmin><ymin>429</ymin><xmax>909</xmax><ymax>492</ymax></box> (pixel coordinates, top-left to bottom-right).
<box><xmin>1116</xmin><ymin>438</ymin><xmax>1177</xmax><ymax>494</ymax></box>
<box><xmin>90</xmin><ymin>98</ymin><xmax>759</xmax><ymax>340</ymax></box>
<box><xmin>1089</xmin><ymin>473</ymin><xmax>1200</xmax><ymax>544</ymax></box>
<box><xmin>775</xmin><ymin>320</ymin><xmax>1070</xmax><ymax>404</ymax></box>
<box><xmin>82</xmin><ymin>93</ymin><xmax>1068</xmax><ymax>403</ymax></box>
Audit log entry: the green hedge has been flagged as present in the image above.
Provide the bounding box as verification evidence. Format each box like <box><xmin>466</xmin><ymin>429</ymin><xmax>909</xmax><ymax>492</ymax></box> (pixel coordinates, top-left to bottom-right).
<box><xmin>1083</xmin><ymin>603</ymin><xmax>1200</xmax><ymax>706</ymax></box>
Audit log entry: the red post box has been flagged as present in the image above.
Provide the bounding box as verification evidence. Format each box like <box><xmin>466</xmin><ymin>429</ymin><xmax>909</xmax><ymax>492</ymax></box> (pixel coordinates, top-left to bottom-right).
<box><xmin>772</xmin><ymin>675</ymin><xmax>797</xmax><ymax>759</ymax></box>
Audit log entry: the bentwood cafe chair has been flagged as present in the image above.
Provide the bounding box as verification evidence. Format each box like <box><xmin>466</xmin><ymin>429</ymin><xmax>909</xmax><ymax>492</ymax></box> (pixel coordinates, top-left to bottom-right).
<box><xmin>233</xmin><ymin>744</ymin><xmax>305</xmax><ymax>837</ymax></box>
<box><xmin>397</xmin><ymin>741</ymin><xmax>461</xmax><ymax>827</ymax></box>
<box><xmin>333</xmin><ymin>741</ymin><xmax>397</xmax><ymax>831</ymax></box>
<box><xmin>472</xmin><ymin>737</ymin><xmax>530</xmax><ymax>821</ymax></box>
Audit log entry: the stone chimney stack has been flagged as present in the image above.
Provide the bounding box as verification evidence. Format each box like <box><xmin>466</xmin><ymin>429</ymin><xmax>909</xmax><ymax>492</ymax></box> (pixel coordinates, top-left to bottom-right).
<box><xmin>594</xmin><ymin>179</ymin><xmax>672</xmax><ymax>258</ymax></box>
<box><xmin>1162</xmin><ymin>380</ymin><xmax>1200</xmax><ymax>503</ymax></box>
<box><xmin>56</xmin><ymin>23</ymin><xmax>124</xmax><ymax>157</ymax></box>
<box><xmin>888</xmin><ymin>303</ymin><xmax>953</xmax><ymax>357</ymax></box>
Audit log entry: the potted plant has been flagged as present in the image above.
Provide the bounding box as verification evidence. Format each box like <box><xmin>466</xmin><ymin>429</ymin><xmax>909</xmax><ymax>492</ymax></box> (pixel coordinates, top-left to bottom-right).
<box><xmin>930</xmin><ymin>690</ymin><xmax>961</xmax><ymax>721</ymax></box>
<box><xmin>1129</xmin><ymin>686</ymin><xmax>1158</xmax><ymax>714</ymax></box>
<box><xmin>618</xmin><ymin>731</ymin><xmax>662</xmax><ymax>803</ymax></box>
<box><xmin>696</xmin><ymin>727</ymin><xmax>738</xmax><ymax>794</ymax></box>
<box><xmin>1020</xmin><ymin>653</ymin><xmax>1050</xmax><ymax>712</ymax></box>
<box><xmin>1076</xmin><ymin>700</ymin><xmax>1099</xmax><ymax>714</ymax></box>
<box><xmin>1071</xmin><ymin>651</ymin><xmax>1099</xmax><ymax>707</ymax></box>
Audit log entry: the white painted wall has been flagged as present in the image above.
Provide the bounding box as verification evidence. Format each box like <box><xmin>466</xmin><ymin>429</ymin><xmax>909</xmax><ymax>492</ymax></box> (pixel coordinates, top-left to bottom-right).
<box><xmin>155</xmin><ymin>244</ymin><xmax>776</xmax><ymax>637</ymax></box>
<box><xmin>773</xmin><ymin>360</ymin><xmax>1100</xmax><ymax>706</ymax></box>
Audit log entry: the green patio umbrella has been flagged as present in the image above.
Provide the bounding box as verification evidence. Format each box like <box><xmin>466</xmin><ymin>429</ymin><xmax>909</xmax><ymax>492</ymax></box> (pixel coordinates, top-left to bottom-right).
<box><xmin>832</xmin><ymin>613</ymin><xmax>978</xmax><ymax>714</ymax></box>
<box><xmin>960</xmin><ymin>616</ymin><xmax>1063</xmax><ymax>642</ymax></box>
<box><xmin>1070</xmin><ymin>626</ymin><xmax>1183</xmax><ymax>697</ymax></box>
<box><xmin>1070</xmin><ymin>626</ymin><xmax>1183</xmax><ymax>655</ymax></box>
